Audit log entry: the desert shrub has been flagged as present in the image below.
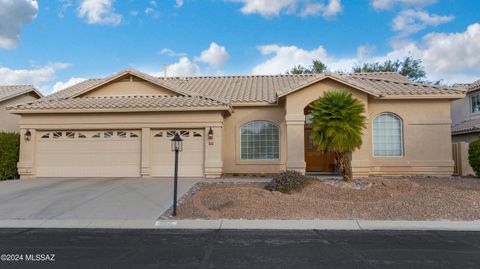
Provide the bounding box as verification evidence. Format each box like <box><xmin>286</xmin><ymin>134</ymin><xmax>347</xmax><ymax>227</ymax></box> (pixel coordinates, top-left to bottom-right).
<box><xmin>266</xmin><ymin>170</ymin><xmax>310</xmax><ymax>193</ymax></box>
<box><xmin>0</xmin><ymin>132</ymin><xmax>20</xmax><ymax>180</ymax></box>
<box><xmin>469</xmin><ymin>139</ymin><xmax>480</xmax><ymax>177</ymax></box>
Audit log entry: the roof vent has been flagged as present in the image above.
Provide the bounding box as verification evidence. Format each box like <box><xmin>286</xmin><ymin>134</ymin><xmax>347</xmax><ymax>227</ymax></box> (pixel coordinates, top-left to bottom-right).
<box><xmin>163</xmin><ymin>64</ymin><xmax>168</xmax><ymax>80</ymax></box>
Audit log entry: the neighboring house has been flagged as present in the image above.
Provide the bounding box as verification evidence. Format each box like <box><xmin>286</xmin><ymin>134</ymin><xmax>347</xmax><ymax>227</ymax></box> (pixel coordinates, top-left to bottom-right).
<box><xmin>7</xmin><ymin>69</ymin><xmax>465</xmax><ymax>179</ymax></box>
<box><xmin>451</xmin><ymin>80</ymin><xmax>480</xmax><ymax>143</ymax></box>
<box><xmin>0</xmin><ymin>85</ymin><xmax>42</xmax><ymax>133</ymax></box>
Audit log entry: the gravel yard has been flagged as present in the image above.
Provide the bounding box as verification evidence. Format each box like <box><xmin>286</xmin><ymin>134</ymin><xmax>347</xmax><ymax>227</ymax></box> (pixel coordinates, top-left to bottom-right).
<box><xmin>171</xmin><ymin>177</ymin><xmax>480</xmax><ymax>220</ymax></box>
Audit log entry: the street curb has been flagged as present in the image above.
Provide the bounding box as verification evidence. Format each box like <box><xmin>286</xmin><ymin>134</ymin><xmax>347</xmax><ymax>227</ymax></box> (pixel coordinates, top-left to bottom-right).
<box><xmin>154</xmin><ymin>219</ymin><xmax>480</xmax><ymax>231</ymax></box>
<box><xmin>1</xmin><ymin>219</ymin><xmax>479</xmax><ymax>231</ymax></box>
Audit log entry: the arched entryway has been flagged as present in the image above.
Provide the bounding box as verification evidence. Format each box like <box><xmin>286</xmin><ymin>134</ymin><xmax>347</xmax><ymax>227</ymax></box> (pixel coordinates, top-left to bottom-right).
<box><xmin>304</xmin><ymin>105</ymin><xmax>336</xmax><ymax>173</ymax></box>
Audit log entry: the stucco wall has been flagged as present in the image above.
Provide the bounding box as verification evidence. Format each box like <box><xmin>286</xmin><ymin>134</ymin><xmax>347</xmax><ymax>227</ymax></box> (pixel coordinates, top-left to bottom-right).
<box><xmin>82</xmin><ymin>80</ymin><xmax>178</xmax><ymax>97</ymax></box>
<box><xmin>364</xmin><ymin>98</ymin><xmax>454</xmax><ymax>176</ymax></box>
<box><xmin>222</xmin><ymin>105</ymin><xmax>287</xmax><ymax>174</ymax></box>
<box><xmin>0</xmin><ymin>94</ymin><xmax>39</xmax><ymax>133</ymax></box>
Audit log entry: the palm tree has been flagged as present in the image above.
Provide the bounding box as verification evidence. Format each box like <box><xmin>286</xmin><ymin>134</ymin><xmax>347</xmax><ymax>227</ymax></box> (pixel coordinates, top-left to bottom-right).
<box><xmin>309</xmin><ymin>90</ymin><xmax>366</xmax><ymax>182</ymax></box>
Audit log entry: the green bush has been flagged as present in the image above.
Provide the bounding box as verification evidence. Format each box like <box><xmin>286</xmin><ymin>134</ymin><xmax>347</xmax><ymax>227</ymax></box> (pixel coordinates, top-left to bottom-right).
<box><xmin>0</xmin><ymin>132</ymin><xmax>20</xmax><ymax>180</ymax></box>
<box><xmin>469</xmin><ymin>139</ymin><xmax>480</xmax><ymax>177</ymax></box>
<box><xmin>266</xmin><ymin>170</ymin><xmax>310</xmax><ymax>193</ymax></box>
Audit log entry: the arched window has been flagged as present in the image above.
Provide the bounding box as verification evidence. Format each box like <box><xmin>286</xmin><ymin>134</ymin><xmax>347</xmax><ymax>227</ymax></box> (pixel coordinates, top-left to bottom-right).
<box><xmin>240</xmin><ymin>121</ymin><xmax>280</xmax><ymax>160</ymax></box>
<box><xmin>373</xmin><ymin>113</ymin><xmax>403</xmax><ymax>157</ymax></box>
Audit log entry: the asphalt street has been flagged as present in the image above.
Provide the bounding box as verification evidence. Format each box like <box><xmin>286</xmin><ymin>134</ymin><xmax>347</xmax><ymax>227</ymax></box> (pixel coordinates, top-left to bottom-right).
<box><xmin>0</xmin><ymin>228</ymin><xmax>479</xmax><ymax>268</ymax></box>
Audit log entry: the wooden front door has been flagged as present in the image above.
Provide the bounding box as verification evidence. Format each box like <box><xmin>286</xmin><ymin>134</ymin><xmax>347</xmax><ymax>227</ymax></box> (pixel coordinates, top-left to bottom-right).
<box><xmin>304</xmin><ymin>127</ymin><xmax>336</xmax><ymax>172</ymax></box>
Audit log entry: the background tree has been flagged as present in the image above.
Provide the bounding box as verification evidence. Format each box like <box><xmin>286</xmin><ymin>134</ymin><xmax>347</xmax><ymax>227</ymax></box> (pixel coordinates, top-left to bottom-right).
<box><xmin>310</xmin><ymin>90</ymin><xmax>366</xmax><ymax>182</ymax></box>
<box><xmin>288</xmin><ymin>60</ymin><xmax>327</xmax><ymax>74</ymax></box>
<box><xmin>352</xmin><ymin>57</ymin><xmax>426</xmax><ymax>82</ymax></box>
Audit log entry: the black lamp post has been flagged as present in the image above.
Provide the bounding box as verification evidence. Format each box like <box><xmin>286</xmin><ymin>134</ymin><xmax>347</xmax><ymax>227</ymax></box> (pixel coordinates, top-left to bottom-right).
<box><xmin>171</xmin><ymin>132</ymin><xmax>183</xmax><ymax>216</ymax></box>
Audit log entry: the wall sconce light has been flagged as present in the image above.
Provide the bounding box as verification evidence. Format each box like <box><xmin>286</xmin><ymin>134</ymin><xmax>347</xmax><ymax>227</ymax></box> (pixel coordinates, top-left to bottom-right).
<box><xmin>24</xmin><ymin>129</ymin><xmax>31</xmax><ymax>141</ymax></box>
<box><xmin>208</xmin><ymin>127</ymin><xmax>213</xmax><ymax>140</ymax></box>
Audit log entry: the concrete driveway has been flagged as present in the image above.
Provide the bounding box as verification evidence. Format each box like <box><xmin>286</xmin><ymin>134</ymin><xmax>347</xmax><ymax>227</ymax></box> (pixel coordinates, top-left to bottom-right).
<box><xmin>0</xmin><ymin>177</ymin><xmax>200</xmax><ymax>228</ymax></box>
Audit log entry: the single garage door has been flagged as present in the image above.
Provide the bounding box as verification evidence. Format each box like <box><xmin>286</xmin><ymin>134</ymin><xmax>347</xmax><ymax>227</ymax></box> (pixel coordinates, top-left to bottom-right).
<box><xmin>151</xmin><ymin>129</ymin><xmax>204</xmax><ymax>177</ymax></box>
<box><xmin>36</xmin><ymin>130</ymin><xmax>141</xmax><ymax>177</ymax></box>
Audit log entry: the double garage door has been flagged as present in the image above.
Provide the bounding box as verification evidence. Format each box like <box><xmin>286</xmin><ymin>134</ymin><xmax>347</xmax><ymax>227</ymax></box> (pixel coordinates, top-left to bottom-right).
<box><xmin>36</xmin><ymin>129</ymin><xmax>204</xmax><ymax>178</ymax></box>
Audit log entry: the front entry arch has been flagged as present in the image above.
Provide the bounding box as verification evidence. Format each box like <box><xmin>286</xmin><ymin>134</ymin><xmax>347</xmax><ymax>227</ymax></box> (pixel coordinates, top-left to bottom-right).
<box><xmin>304</xmin><ymin>106</ymin><xmax>336</xmax><ymax>173</ymax></box>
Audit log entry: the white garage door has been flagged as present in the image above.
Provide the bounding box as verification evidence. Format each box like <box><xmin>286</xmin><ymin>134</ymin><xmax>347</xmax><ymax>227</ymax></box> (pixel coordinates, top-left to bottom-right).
<box><xmin>151</xmin><ymin>129</ymin><xmax>204</xmax><ymax>177</ymax></box>
<box><xmin>36</xmin><ymin>130</ymin><xmax>141</xmax><ymax>177</ymax></box>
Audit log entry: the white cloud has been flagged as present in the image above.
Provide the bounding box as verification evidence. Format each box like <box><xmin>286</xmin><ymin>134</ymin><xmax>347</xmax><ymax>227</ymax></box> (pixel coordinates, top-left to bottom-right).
<box><xmin>52</xmin><ymin>77</ymin><xmax>87</xmax><ymax>92</ymax></box>
<box><xmin>323</xmin><ymin>0</ymin><xmax>342</xmax><ymax>16</ymax></box>
<box><xmin>393</xmin><ymin>9</ymin><xmax>454</xmax><ymax>35</ymax></box>
<box><xmin>356</xmin><ymin>45</ymin><xmax>376</xmax><ymax>59</ymax></box>
<box><xmin>301</xmin><ymin>0</ymin><xmax>341</xmax><ymax>17</ymax></box>
<box><xmin>194</xmin><ymin>42</ymin><xmax>229</xmax><ymax>69</ymax></box>
<box><xmin>252</xmin><ymin>45</ymin><xmax>332</xmax><ymax>74</ymax></box>
<box><xmin>414</xmin><ymin>23</ymin><xmax>480</xmax><ymax>81</ymax></box>
<box><xmin>0</xmin><ymin>63</ymin><xmax>70</xmax><ymax>92</ymax></box>
<box><xmin>144</xmin><ymin>0</ymin><xmax>160</xmax><ymax>18</ymax></box>
<box><xmin>232</xmin><ymin>0</ymin><xmax>342</xmax><ymax>17</ymax></box>
<box><xmin>166</xmin><ymin>57</ymin><xmax>200</xmax><ymax>77</ymax></box>
<box><xmin>0</xmin><ymin>0</ymin><xmax>38</xmax><ymax>49</ymax></box>
<box><xmin>145</xmin><ymin>7</ymin><xmax>160</xmax><ymax>18</ymax></box>
<box><xmin>176</xmin><ymin>0</ymin><xmax>184</xmax><ymax>7</ymax></box>
<box><xmin>159</xmin><ymin>48</ymin><xmax>187</xmax><ymax>57</ymax></box>
<box><xmin>78</xmin><ymin>0</ymin><xmax>122</xmax><ymax>25</ymax></box>
<box><xmin>251</xmin><ymin>23</ymin><xmax>480</xmax><ymax>83</ymax></box>
<box><xmin>371</xmin><ymin>0</ymin><xmax>436</xmax><ymax>10</ymax></box>
<box><xmin>58</xmin><ymin>0</ymin><xmax>73</xmax><ymax>18</ymax></box>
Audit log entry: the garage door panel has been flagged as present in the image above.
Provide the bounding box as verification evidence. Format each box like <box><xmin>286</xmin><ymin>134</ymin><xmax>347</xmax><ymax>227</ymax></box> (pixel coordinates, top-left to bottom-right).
<box><xmin>36</xmin><ymin>130</ymin><xmax>141</xmax><ymax>177</ymax></box>
<box><xmin>151</xmin><ymin>129</ymin><xmax>204</xmax><ymax>177</ymax></box>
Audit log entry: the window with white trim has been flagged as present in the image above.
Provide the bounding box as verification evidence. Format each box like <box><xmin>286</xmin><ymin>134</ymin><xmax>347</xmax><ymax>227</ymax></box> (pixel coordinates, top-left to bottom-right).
<box><xmin>373</xmin><ymin>113</ymin><xmax>403</xmax><ymax>157</ymax></box>
<box><xmin>240</xmin><ymin>121</ymin><xmax>279</xmax><ymax>160</ymax></box>
<box><xmin>471</xmin><ymin>94</ymin><xmax>480</xmax><ymax>113</ymax></box>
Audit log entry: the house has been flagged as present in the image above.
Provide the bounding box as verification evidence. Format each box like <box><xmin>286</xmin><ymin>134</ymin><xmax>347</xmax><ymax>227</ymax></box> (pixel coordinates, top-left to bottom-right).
<box><xmin>451</xmin><ymin>80</ymin><xmax>480</xmax><ymax>143</ymax></box>
<box><xmin>0</xmin><ymin>85</ymin><xmax>42</xmax><ymax>133</ymax></box>
<box><xmin>7</xmin><ymin>69</ymin><xmax>465</xmax><ymax>179</ymax></box>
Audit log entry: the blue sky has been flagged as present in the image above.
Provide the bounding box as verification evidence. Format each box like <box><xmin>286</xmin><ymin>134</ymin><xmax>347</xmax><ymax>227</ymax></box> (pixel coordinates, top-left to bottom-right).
<box><xmin>0</xmin><ymin>0</ymin><xmax>479</xmax><ymax>94</ymax></box>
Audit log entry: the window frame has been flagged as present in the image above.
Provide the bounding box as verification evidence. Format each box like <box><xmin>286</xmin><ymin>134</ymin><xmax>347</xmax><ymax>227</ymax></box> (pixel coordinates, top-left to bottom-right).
<box><xmin>239</xmin><ymin>120</ymin><xmax>280</xmax><ymax>161</ymax></box>
<box><xmin>470</xmin><ymin>93</ymin><xmax>480</xmax><ymax>114</ymax></box>
<box><xmin>372</xmin><ymin>112</ymin><xmax>404</xmax><ymax>158</ymax></box>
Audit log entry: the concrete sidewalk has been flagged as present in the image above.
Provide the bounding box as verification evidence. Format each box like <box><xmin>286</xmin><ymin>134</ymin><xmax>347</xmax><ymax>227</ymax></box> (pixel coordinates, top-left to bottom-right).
<box><xmin>1</xmin><ymin>218</ymin><xmax>479</xmax><ymax>231</ymax></box>
<box><xmin>153</xmin><ymin>219</ymin><xmax>480</xmax><ymax>231</ymax></box>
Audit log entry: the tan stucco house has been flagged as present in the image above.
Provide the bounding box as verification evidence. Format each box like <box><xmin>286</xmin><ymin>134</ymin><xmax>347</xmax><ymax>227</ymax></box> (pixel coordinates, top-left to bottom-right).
<box><xmin>7</xmin><ymin>69</ymin><xmax>465</xmax><ymax>179</ymax></box>
<box><xmin>0</xmin><ymin>85</ymin><xmax>42</xmax><ymax>133</ymax></box>
<box><xmin>451</xmin><ymin>79</ymin><xmax>480</xmax><ymax>143</ymax></box>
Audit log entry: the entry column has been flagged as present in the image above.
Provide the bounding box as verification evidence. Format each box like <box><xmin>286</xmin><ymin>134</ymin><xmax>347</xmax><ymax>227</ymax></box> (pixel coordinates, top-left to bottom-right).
<box><xmin>285</xmin><ymin>114</ymin><xmax>306</xmax><ymax>173</ymax></box>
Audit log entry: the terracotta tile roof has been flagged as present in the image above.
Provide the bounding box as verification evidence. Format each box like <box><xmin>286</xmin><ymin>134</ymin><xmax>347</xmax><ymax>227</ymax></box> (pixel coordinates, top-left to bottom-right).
<box><xmin>467</xmin><ymin>79</ymin><xmax>480</xmax><ymax>92</ymax></box>
<box><xmin>166</xmin><ymin>72</ymin><xmax>464</xmax><ymax>101</ymax></box>
<box><xmin>0</xmin><ymin>85</ymin><xmax>42</xmax><ymax>103</ymax></box>
<box><xmin>338</xmin><ymin>72</ymin><xmax>465</xmax><ymax>96</ymax></box>
<box><xmin>454</xmin><ymin>79</ymin><xmax>480</xmax><ymax>92</ymax></box>
<box><xmin>162</xmin><ymin>74</ymin><xmax>318</xmax><ymax>103</ymax></box>
<box><xmin>452</xmin><ymin>118</ymin><xmax>480</xmax><ymax>134</ymax></box>
<box><xmin>8</xmin><ymin>70</ymin><xmax>466</xmax><ymax>113</ymax></box>
<box><xmin>45</xmin><ymin>79</ymin><xmax>102</xmax><ymax>100</ymax></box>
<box><xmin>9</xmin><ymin>95</ymin><xmax>230</xmax><ymax>112</ymax></box>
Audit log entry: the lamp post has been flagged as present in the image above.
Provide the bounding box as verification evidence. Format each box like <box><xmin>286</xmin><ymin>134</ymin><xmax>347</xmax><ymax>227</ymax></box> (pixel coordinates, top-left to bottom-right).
<box><xmin>171</xmin><ymin>132</ymin><xmax>183</xmax><ymax>216</ymax></box>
